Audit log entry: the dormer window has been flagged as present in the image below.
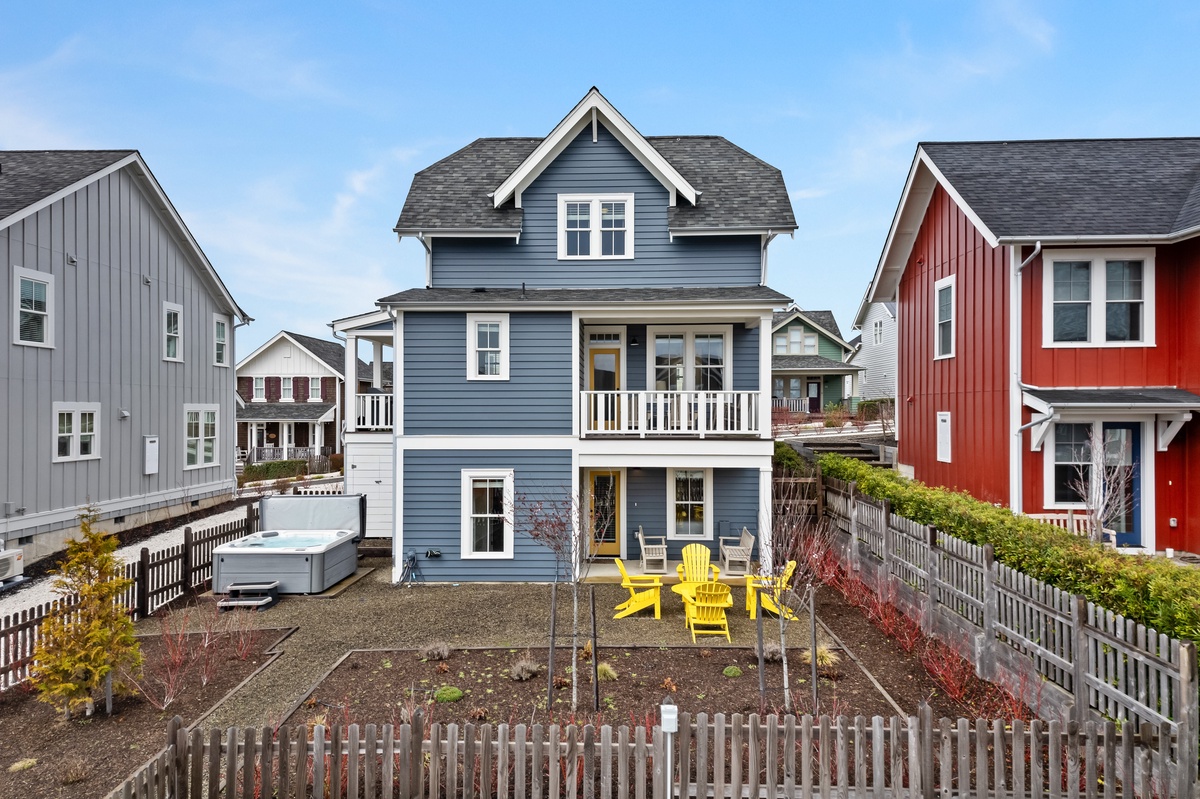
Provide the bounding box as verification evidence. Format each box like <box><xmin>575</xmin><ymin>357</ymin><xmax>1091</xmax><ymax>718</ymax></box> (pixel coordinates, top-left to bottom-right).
<box><xmin>558</xmin><ymin>194</ymin><xmax>634</xmax><ymax>260</ymax></box>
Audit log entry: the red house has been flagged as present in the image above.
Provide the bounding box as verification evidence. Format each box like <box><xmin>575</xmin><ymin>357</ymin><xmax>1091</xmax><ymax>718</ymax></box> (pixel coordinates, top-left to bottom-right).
<box><xmin>860</xmin><ymin>138</ymin><xmax>1200</xmax><ymax>553</ymax></box>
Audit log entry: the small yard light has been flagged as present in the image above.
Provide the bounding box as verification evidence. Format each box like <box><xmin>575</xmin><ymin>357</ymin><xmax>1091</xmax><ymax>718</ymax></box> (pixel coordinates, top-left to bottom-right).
<box><xmin>661</xmin><ymin>695</ymin><xmax>678</xmax><ymax>797</ymax></box>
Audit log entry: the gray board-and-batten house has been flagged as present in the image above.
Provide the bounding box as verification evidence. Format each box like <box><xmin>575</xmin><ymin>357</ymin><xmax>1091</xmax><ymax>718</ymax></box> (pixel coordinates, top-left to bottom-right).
<box><xmin>2</xmin><ymin>150</ymin><xmax>249</xmax><ymax>560</ymax></box>
<box><xmin>334</xmin><ymin>88</ymin><xmax>797</xmax><ymax>582</ymax></box>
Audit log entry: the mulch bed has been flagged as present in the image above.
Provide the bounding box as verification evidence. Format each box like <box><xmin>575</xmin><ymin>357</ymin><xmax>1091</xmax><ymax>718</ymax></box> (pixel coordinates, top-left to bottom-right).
<box><xmin>286</xmin><ymin>644</ymin><xmax>902</xmax><ymax>730</ymax></box>
<box><xmin>0</xmin><ymin>626</ymin><xmax>278</xmax><ymax>799</ymax></box>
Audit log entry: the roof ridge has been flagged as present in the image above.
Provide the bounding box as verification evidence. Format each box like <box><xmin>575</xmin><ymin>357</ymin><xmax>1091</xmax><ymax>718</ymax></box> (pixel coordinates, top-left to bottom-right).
<box><xmin>921</xmin><ymin>136</ymin><xmax>1200</xmax><ymax>146</ymax></box>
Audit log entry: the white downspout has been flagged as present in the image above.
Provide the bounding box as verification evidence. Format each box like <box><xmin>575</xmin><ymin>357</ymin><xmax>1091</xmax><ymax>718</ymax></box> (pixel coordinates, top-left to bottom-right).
<box><xmin>1009</xmin><ymin>241</ymin><xmax>1042</xmax><ymax>513</ymax></box>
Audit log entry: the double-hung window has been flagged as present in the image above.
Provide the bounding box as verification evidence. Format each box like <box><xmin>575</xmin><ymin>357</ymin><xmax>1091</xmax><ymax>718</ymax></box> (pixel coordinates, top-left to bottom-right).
<box><xmin>773</xmin><ymin>326</ymin><xmax>819</xmax><ymax>355</ymax></box>
<box><xmin>213</xmin><ymin>315</ymin><xmax>229</xmax><ymax>366</ymax></box>
<box><xmin>873</xmin><ymin>320</ymin><xmax>884</xmax><ymax>345</ymax></box>
<box><xmin>163</xmin><ymin>301</ymin><xmax>183</xmax><ymax>362</ymax></box>
<box><xmin>466</xmin><ymin>313</ymin><xmax>509</xmax><ymax>381</ymax></box>
<box><xmin>667</xmin><ymin>468</ymin><xmax>712</xmax><ymax>539</ymax></box>
<box><xmin>184</xmin><ymin>404</ymin><xmax>219</xmax><ymax>468</ymax></box>
<box><xmin>1043</xmin><ymin>249</ymin><xmax>1155</xmax><ymax>347</ymax></box>
<box><xmin>1051</xmin><ymin>422</ymin><xmax>1092</xmax><ymax>504</ymax></box>
<box><xmin>13</xmin><ymin>266</ymin><xmax>54</xmax><ymax>347</ymax></box>
<box><xmin>460</xmin><ymin>469</ymin><xmax>514</xmax><ymax>559</ymax></box>
<box><xmin>648</xmin><ymin>327</ymin><xmax>732</xmax><ymax>392</ymax></box>
<box><xmin>281</xmin><ymin>377</ymin><xmax>293</xmax><ymax>401</ymax></box>
<box><xmin>308</xmin><ymin>377</ymin><xmax>323</xmax><ymax>402</ymax></box>
<box><xmin>253</xmin><ymin>377</ymin><xmax>265</xmax><ymax>401</ymax></box>
<box><xmin>52</xmin><ymin>402</ymin><xmax>100</xmax><ymax>462</ymax></box>
<box><xmin>933</xmin><ymin>275</ymin><xmax>955</xmax><ymax>358</ymax></box>
<box><xmin>557</xmin><ymin>194</ymin><xmax>634</xmax><ymax>259</ymax></box>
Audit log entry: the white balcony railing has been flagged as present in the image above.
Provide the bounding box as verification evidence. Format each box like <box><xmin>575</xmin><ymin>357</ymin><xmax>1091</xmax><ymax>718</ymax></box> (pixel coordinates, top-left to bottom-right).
<box><xmin>580</xmin><ymin>391</ymin><xmax>761</xmax><ymax>438</ymax></box>
<box><xmin>355</xmin><ymin>393</ymin><xmax>394</xmax><ymax>431</ymax></box>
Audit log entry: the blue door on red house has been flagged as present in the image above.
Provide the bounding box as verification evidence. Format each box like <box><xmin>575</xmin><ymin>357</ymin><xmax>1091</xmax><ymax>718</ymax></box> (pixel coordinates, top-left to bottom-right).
<box><xmin>1103</xmin><ymin>422</ymin><xmax>1141</xmax><ymax>547</ymax></box>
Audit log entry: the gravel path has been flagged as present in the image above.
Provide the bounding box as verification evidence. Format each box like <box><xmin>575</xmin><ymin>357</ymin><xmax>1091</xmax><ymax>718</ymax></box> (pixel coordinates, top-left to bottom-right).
<box><xmin>0</xmin><ymin>504</ymin><xmax>253</xmax><ymax>616</ymax></box>
<box><xmin>185</xmin><ymin>562</ymin><xmax>828</xmax><ymax>729</ymax></box>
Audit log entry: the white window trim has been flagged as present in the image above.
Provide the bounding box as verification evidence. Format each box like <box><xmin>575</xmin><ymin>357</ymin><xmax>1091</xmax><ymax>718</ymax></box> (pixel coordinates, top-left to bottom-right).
<box><xmin>213</xmin><ymin>314</ymin><xmax>229</xmax><ymax>367</ymax></box>
<box><xmin>802</xmin><ymin>332</ymin><xmax>818</xmax><ymax>356</ymax></box>
<box><xmin>281</xmin><ymin>376</ymin><xmax>294</xmax><ymax>402</ymax></box>
<box><xmin>666</xmin><ymin>467</ymin><xmax>714</xmax><ymax>540</ymax></box>
<box><xmin>307</xmin><ymin>376</ymin><xmax>324</xmax><ymax>402</ymax></box>
<box><xmin>163</xmin><ymin>301</ymin><xmax>183</xmax><ymax>362</ymax></box>
<box><xmin>183</xmin><ymin>403</ymin><xmax>220</xmax><ymax>469</ymax></box>
<box><xmin>933</xmin><ymin>275</ymin><xmax>955</xmax><ymax>360</ymax></box>
<box><xmin>51</xmin><ymin>402</ymin><xmax>101</xmax><ymax>463</ymax></box>
<box><xmin>936</xmin><ymin>411</ymin><xmax>952</xmax><ymax>463</ymax></box>
<box><xmin>1041</xmin><ymin>248</ymin><xmax>1156</xmax><ymax>348</ymax></box>
<box><xmin>557</xmin><ymin>193</ymin><xmax>635</xmax><ymax>260</ymax></box>
<box><xmin>13</xmin><ymin>265</ymin><xmax>54</xmax><ymax>349</ymax></box>
<box><xmin>645</xmin><ymin>325</ymin><xmax>735</xmax><ymax>392</ymax></box>
<box><xmin>466</xmin><ymin>313</ymin><xmax>510</xmax><ymax>381</ymax></box>
<box><xmin>873</xmin><ymin>320</ymin><xmax>884</xmax><ymax>345</ymax></box>
<box><xmin>252</xmin><ymin>377</ymin><xmax>266</xmax><ymax>402</ymax></box>
<box><xmin>460</xmin><ymin>468</ymin><xmax>515</xmax><ymax>559</ymax></box>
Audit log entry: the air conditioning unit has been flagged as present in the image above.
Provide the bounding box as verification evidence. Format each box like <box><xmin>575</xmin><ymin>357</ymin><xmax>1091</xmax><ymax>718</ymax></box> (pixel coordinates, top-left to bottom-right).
<box><xmin>0</xmin><ymin>548</ymin><xmax>24</xmax><ymax>583</ymax></box>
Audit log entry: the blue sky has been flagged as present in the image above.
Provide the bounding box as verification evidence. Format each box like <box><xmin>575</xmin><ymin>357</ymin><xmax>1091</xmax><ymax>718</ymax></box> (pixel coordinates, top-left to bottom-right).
<box><xmin>5</xmin><ymin>1</ymin><xmax>1200</xmax><ymax>355</ymax></box>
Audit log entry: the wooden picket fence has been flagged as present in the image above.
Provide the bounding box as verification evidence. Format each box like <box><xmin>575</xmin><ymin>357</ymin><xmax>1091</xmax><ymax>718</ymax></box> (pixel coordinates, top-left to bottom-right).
<box><xmin>823</xmin><ymin>477</ymin><xmax>1199</xmax><ymax>786</ymax></box>
<box><xmin>112</xmin><ymin>710</ymin><xmax>1191</xmax><ymax>799</ymax></box>
<box><xmin>0</xmin><ymin>507</ymin><xmax>258</xmax><ymax>688</ymax></box>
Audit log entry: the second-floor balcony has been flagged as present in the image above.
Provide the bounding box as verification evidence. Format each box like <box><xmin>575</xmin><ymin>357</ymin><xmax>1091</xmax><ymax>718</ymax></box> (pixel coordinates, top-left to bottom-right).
<box><xmin>581</xmin><ymin>391</ymin><xmax>762</xmax><ymax>438</ymax></box>
<box><xmin>355</xmin><ymin>393</ymin><xmax>394</xmax><ymax>431</ymax></box>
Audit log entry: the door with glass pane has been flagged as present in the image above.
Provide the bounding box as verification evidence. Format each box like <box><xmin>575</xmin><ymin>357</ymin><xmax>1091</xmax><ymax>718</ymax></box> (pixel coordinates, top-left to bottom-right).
<box><xmin>588</xmin><ymin>348</ymin><xmax>621</xmax><ymax>430</ymax></box>
<box><xmin>806</xmin><ymin>380</ymin><xmax>821</xmax><ymax>414</ymax></box>
<box><xmin>588</xmin><ymin>470</ymin><xmax>621</xmax><ymax>557</ymax></box>
<box><xmin>1102</xmin><ymin>423</ymin><xmax>1140</xmax><ymax>547</ymax></box>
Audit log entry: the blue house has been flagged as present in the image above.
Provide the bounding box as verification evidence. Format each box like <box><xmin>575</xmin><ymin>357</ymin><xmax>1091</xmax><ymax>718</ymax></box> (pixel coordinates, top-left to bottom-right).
<box><xmin>334</xmin><ymin>89</ymin><xmax>797</xmax><ymax>581</ymax></box>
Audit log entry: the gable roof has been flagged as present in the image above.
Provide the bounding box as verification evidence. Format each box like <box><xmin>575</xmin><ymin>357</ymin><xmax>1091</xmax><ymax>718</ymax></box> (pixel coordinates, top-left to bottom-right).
<box><xmin>771</xmin><ymin>308</ymin><xmax>851</xmax><ymax>349</ymax></box>
<box><xmin>394</xmin><ymin>94</ymin><xmax>795</xmax><ymax>236</ymax></box>
<box><xmin>0</xmin><ymin>150</ymin><xmax>248</xmax><ymax>322</ymax></box>
<box><xmin>236</xmin><ymin>330</ymin><xmax>369</xmax><ymax>380</ymax></box>
<box><xmin>378</xmin><ymin>285</ymin><xmax>791</xmax><ymax>308</ymax></box>
<box><xmin>493</xmin><ymin>87</ymin><xmax>697</xmax><ymax>209</ymax></box>
<box><xmin>865</xmin><ymin>137</ymin><xmax>1200</xmax><ymax>308</ymax></box>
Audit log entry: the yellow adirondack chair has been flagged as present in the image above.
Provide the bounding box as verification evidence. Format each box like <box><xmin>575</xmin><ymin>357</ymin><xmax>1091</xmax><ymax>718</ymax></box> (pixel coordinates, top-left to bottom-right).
<box><xmin>684</xmin><ymin>582</ymin><xmax>732</xmax><ymax>643</ymax></box>
<box><xmin>745</xmin><ymin>559</ymin><xmax>798</xmax><ymax>620</ymax></box>
<box><xmin>613</xmin><ymin>558</ymin><xmax>662</xmax><ymax>620</ymax></box>
<box><xmin>671</xmin><ymin>543</ymin><xmax>727</xmax><ymax>626</ymax></box>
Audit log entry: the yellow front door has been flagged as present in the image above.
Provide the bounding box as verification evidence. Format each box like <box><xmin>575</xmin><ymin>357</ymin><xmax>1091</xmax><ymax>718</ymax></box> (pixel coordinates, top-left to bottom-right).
<box><xmin>588</xmin><ymin>470</ymin><xmax>621</xmax><ymax>557</ymax></box>
<box><xmin>588</xmin><ymin>348</ymin><xmax>621</xmax><ymax>430</ymax></box>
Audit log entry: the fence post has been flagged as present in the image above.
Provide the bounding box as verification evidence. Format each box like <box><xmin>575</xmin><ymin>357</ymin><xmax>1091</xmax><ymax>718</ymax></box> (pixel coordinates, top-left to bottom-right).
<box><xmin>881</xmin><ymin>499</ymin><xmax>895</xmax><ymax>593</ymax></box>
<box><xmin>976</xmin><ymin>544</ymin><xmax>996</xmax><ymax>681</ymax></box>
<box><xmin>1179</xmin><ymin>642</ymin><xmax>1198</xmax><ymax>796</ymax></box>
<box><xmin>923</xmin><ymin>526</ymin><xmax>938</xmax><ymax>637</ymax></box>
<box><xmin>245</xmin><ymin>502</ymin><xmax>256</xmax><ymax>535</ymax></box>
<box><xmin>1070</xmin><ymin>595</ymin><xmax>1089</xmax><ymax>724</ymax></box>
<box><xmin>136</xmin><ymin>547</ymin><xmax>151</xmax><ymax>619</ymax></box>
<box><xmin>181</xmin><ymin>526</ymin><xmax>193</xmax><ymax>591</ymax></box>
<box><xmin>848</xmin><ymin>481</ymin><xmax>861</xmax><ymax>573</ymax></box>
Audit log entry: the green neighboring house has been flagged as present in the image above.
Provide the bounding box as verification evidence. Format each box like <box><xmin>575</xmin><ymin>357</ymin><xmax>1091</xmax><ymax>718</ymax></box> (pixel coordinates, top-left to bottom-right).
<box><xmin>771</xmin><ymin>307</ymin><xmax>862</xmax><ymax>413</ymax></box>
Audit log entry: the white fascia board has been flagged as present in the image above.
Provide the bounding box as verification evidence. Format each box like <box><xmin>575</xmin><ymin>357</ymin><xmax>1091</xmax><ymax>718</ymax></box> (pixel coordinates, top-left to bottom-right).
<box><xmin>332</xmin><ymin>308</ymin><xmax>394</xmax><ymax>332</ymax></box>
<box><xmin>0</xmin><ymin>153</ymin><xmax>249</xmax><ymax>323</ymax></box>
<box><xmin>394</xmin><ymin>228</ymin><xmax>522</xmax><ymax>239</ymax></box>
<box><xmin>284</xmin><ymin>334</ymin><xmax>348</xmax><ymax>380</ymax></box>
<box><xmin>786</xmin><ymin>310</ymin><xmax>855</xmax><ymax>350</ymax></box>
<box><xmin>234</xmin><ymin>330</ymin><xmax>290</xmax><ymax>372</ymax></box>
<box><xmin>918</xmin><ymin>150</ymin><xmax>999</xmax><ymax>248</ymax></box>
<box><xmin>492</xmin><ymin>88</ymin><xmax>697</xmax><ymax>209</ymax></box>
<box><xmin>669</xmin><ymin>227</ymin><xmax>795</xmax><ymax>237</ymax></box>
<box><xmin>375</xmin><ymin>301</ymin><xmax>782</xmax><ymax>319</ymax></box>
<box><xmin>996</xmin><ymin>228</ymin><xmax>1200</xmax><ymax>246</ymax></box>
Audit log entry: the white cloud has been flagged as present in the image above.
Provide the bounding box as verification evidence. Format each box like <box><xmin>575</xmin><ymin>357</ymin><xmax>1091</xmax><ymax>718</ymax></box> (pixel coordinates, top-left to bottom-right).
<box><xmin>790</xmin><ymin>187</ymin><xmax>829</xmax><ymax>201</ymax></box>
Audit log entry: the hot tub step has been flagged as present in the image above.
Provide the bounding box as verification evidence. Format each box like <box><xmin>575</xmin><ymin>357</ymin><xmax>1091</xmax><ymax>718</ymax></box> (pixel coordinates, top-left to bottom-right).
<box><xmin>218</xmin><ymin>580</ymin><xmax>280</xmax><ymax>612</ymax></box>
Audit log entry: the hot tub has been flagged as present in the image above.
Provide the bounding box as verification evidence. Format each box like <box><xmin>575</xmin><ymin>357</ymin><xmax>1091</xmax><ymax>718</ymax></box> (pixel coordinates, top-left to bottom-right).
<box><xmin>212</xmin><ymin>529</ymin><xmax>358</xmax><ymax>594</ymax></box>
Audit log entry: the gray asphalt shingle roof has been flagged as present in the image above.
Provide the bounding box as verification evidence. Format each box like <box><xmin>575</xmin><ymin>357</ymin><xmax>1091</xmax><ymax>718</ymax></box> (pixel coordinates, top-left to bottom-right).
<box><xmin>921</xmin><ymin>138</ymin><xmax>1200</xmax><ymax>238</ymax></box>
<box><xmin>0</xmin><ymin>150</ymin><xmax>135</xmax><ymax>221</ymax></box>
<box><xmin>395</xmin><ymin>136</ymin><xmax>795</xmax><ymax>233</ymax></box>
<box><xmin>378</xmin><ymin>285</ymin><xmax>792</xmax><ymax>307</ymax></box>
<box><xmin>283</xmin><ymin>330</ymin><xmax>373</xmax><ymax>380</ymax></box>
<box><xmin>773</xmin><ymin>355</ymin><xmax>862</xmax><ymax>372</ymax></box>
<box><xmin>236</xmin><ymin>403</ymin><xmax>335</xmax><ymax>422</ymax></box>
<box><xmin>1025</xmin><ymin>387</ymin><xmax>1200</xmax><ymax>407</ymax></box>
<box><xmin>772</xmin><ymin>309</ymin><xmax>846</xmax><ymax>343</ymax></box>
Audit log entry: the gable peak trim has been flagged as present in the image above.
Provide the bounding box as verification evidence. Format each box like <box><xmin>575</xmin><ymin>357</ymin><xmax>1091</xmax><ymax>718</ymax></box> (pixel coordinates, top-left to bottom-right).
<box><xmin>492</xmin><ymin>87</ymin><xmax>698</xmax><ymax>209</ymax></box>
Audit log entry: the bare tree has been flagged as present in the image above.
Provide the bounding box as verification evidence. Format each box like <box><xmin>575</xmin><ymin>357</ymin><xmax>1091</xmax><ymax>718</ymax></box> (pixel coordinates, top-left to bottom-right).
<box><xmin>1068</xmin><ymin>425</ymin><xmax>1130</xmax><ymax>546</ymax></box>
<box><xmin>513</xmin><ymin>483</ymin><xmax>611</xmax><ymax>712</ymax></box>
<box><xmin>876</xmin><ymin>399</ymin><xmax>896</xmax><ymax>440</ymax></box>
<box><xmin>764</xmin><ymin>460</ymin><xmax>836</xmax><ymax>712</ymax></box>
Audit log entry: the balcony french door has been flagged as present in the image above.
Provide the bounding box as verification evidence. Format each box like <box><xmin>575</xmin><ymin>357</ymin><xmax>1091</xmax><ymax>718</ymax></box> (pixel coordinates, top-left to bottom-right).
<box><xmin>589</xmin><ymin>347</ymin><xmax>621</xmax><ymax>431</ymax></box>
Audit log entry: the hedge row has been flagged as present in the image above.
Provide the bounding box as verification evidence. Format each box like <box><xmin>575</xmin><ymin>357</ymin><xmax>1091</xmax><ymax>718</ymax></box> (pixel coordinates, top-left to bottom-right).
<box><xmin>241</xmin><ymin>459</ymin><xmax>308</xmax><ymax>483</ymax></box>
<box><xmin>819</xmin><ymin>453</ymin><xmax>1200</xmax><ymax>641</ymax></box>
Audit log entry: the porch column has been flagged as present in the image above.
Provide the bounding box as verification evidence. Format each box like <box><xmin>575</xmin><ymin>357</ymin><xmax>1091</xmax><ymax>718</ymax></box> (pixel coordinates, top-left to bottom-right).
<box><xmin>344</xmin><ymin>334</ymin><xmax>358</xmax><ymax>433</ymax></box>
<box><xmin>372</xmin><ymin>340</ymin><xmax>384</xmax><ymax>389</ymax></box>
<box><xmin>758</xmin><ymin>464</ymin><xmax>773</xmax><ymax>573</ymax></box>
<box><xmin>850</xmin><ymin>370</ymin><xmax>860</xmax><ymax>403</ymax></box>
<box><xmin>758</xmin><ymin>313</ymin><xmax>773</xmax><ymax>438</ymax></box>
<box><xmin>282</xmin><ymin>423</ymin><xmax>291</xmax><ymax>459</ymax></box>
<box><xmin>315</xmin><ymin>421</ymin><xmax>324</xmax><ymax>452</ymax></box>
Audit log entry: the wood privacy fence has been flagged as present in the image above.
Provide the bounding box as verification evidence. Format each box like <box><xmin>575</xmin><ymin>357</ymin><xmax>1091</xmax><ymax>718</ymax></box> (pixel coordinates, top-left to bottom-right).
<box><xmin>823</xmin><ymin>477</ymin><xmax>1198</xmax><ymax>785</ymax></box>
<box><xmin>0</xmin><ymin>506</ymin><xmax>258</xmax><ymax>688</ymax></box>
<box><xmin>112</xmin><ymin>710</ymin><xmax>1190</xmax><ymax>799</ymax></box>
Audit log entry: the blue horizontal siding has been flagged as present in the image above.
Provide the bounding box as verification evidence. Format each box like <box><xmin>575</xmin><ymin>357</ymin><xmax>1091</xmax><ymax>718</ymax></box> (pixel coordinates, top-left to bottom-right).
<box><xmin>431</xmin><ymin>127</ymin><xmax>761</xmax><ymax>288</ymax></box>
<box><xmin>404</xmin><ymin>311</ymin><xmax>572</xmax><ymax>435</ymax></box>
<box><xmin>625</xmin><ymin>467</ymin><xmax>760</xmax><ymax>561</ymax></box>
<box><xmin>402</xmin><ymin>448</ymin><xmax>571</xmax><ymax>582</ymax></box>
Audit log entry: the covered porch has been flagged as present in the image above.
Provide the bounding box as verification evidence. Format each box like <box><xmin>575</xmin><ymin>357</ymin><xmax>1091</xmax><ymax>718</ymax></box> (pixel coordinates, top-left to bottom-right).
<box><xmin>334</xmin><ymin>308</ymin><xmax>396</xmax><ymax>433</ymax></box>
<box><xmin>772</xmin><ymin>355</ymin><xmax>863</xmax><ymax>414</ymax></box>
<box><xmin>236</xmin><ymin>403</ymin><xmax>336</xmax><ymax>463</ymax></box>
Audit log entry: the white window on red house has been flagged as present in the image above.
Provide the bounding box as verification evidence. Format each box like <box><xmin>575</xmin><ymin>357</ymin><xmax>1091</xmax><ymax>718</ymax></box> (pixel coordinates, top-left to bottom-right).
<box><xmin>934</xmin><ymin>276</ymin><xmax>955</xmax><ymax>358</ymax></box>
